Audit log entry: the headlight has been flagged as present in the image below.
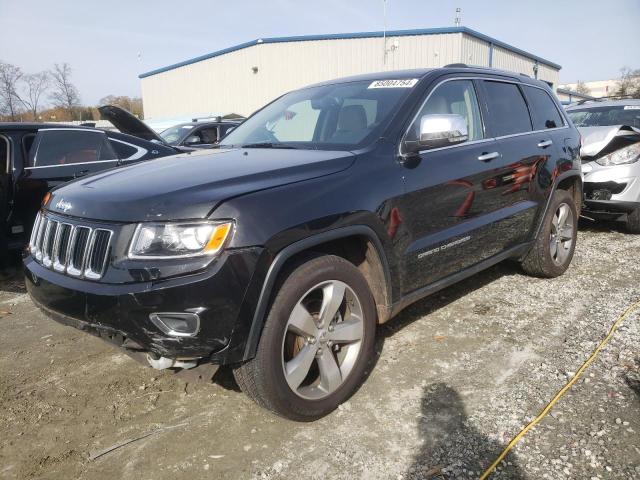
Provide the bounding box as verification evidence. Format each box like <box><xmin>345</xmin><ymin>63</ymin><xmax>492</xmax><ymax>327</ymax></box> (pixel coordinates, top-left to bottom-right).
<box><xmin>595</xmin><ymin>143</ymin><xmax>640</xmax><ymax>166</ymax></box>
<box><xmin>128</xmin><ymin>221</ymin><xmax>234</xmax><ymax>259</ymax></box>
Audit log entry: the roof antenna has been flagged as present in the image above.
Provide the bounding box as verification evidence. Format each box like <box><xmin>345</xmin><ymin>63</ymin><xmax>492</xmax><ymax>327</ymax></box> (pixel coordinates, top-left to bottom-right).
<box><xmin>455</xmin><ymin>7</ymin><xmax>462</xmax><ymax>27</ymax></box>
<box><xmin>383</xmin><ymin>0</ymin><xmax>388</xmax><ymax>68</ymax></box>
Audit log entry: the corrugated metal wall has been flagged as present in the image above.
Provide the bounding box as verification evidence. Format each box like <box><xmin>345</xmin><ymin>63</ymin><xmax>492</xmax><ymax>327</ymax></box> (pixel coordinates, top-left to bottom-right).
<box><xmin>141</xmin><ymin>32</ymin><xmax>559</xmax><ymax>119</ymax></box>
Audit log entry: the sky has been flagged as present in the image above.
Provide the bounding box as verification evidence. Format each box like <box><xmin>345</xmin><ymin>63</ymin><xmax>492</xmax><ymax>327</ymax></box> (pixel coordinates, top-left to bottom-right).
<box><xmin>1</xmin><ymin>0</ymin><xmax>639</xmax><ymax>105</ymax></box>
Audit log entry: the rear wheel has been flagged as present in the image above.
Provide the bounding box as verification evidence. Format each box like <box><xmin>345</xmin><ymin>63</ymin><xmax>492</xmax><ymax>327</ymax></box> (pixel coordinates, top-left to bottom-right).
<box><xmin>520</xmin><ymin>189</ymin><xmax>577</xmax><ymax>278</ymax></box>
<box><xmin>625</xmin><ymin>207</ymin><xmax>640</xmax><ymax>234</ymax></box>
<box><xmin>234</xmin><ymin>254</ymin><xmax>376</xmax><ymax>421</ymax></box>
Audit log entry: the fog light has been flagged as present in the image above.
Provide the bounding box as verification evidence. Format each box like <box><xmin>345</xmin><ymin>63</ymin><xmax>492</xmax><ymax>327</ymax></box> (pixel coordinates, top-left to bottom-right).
<box><xmin>149</xmin><ymin>312</ymin><xmax>201</xmax><ymax>337</ymax></box>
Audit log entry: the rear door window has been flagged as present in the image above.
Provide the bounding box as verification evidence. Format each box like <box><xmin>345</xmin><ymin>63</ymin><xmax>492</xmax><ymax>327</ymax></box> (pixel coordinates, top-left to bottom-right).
<box><xmin>30</xmin><ymin>130</ymin><xmax>117</xmax><ymax>167</ymax></box>
<box><xmin>523</xmin><ymin>86</ymin><xmax>564</xmax><ymax>130</ymax></box>
<box><xmin>483</xmin><ymin>81</ymin><xmax>533</xmax><ymax>137</ymax></box>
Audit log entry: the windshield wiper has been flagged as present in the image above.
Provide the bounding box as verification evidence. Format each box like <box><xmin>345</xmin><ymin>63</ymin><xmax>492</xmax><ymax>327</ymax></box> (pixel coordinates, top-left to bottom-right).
<box><xmin>240</xmin><ymin>142</ymin><xmax>297</xmax><ymax>149</ymax></box>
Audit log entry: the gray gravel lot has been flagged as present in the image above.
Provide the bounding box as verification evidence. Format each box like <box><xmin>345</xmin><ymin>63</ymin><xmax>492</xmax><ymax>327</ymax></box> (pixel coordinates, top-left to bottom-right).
<box><xmin>0</xmin><ymin>221</ymin><xmax>639</xmax><ymax>480</ymax></box>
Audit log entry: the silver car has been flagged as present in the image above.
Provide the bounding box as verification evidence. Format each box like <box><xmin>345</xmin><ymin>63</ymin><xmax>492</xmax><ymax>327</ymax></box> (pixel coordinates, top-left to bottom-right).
<box><xmin>566</xmin><ymin>99</ymin><xmax>640</xmax><ymax>233</ymax></box>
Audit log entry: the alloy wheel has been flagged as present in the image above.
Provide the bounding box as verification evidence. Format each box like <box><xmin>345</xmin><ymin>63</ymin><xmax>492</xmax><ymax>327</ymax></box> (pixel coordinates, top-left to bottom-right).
<box><xmin>281</xmin><ymin>280</ymin><xmax>364</xmax><ymax>400</ymax></box>
<box><xmin>549</xmin><ymin>202</ymin><xmax>574</xmax><ymax>265</ymax></box>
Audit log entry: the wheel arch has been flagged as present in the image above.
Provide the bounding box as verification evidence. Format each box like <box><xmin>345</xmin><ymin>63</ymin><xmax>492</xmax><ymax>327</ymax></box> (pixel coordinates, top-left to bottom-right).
<box><xmin>242</xmin><ymin>225</ymin><xmax>392</xmax><ymax>361</ymax></box>
<box><xmin>530</xmin><ymin>171</ymin><xmax>582</xmax><ymax>243</ymax></box>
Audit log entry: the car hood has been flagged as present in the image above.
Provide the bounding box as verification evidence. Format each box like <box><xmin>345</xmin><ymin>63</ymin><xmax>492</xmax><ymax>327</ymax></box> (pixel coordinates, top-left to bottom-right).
<box><xmin>47</xmin><ymin>148</ymin><xmax>356</xmax><ymax>222</ymax></box>
<box><xmin>98</xmin><ymin>105</ymin><xmax>166</xmax><ymax>143</ymax></box>
<box><xmin>578</xmin><ymin>125</ymin><xmax>640</xmax><ymax>158</ymax></box>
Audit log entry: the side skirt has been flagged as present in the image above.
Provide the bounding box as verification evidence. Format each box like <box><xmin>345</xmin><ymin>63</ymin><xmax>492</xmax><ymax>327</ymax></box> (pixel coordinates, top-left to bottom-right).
<box><xmin>390</xmin><ymin>242</ymin><xmax>531</xmax><ymax>317</ymax></box>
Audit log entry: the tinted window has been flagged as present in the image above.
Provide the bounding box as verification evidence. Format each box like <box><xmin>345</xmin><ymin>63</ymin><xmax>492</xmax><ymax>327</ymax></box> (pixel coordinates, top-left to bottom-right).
<box><xmin>524</xmin><ymin>86</ymin><xmax>564</xmax><ymax>130</ymax></box>
<box><xmin>483</xmin><ymin>81</ymin><xmax>532</xmax><ymax>136</ymax></box>
<box><xmin>0</xmin><ymin>135</ymin><xmax>8</xmax><ymax>173</ymax></box>
<box><xmin>405</xmin><ymin>79</ymin><xmax>484</xmax><ymax>148</ymax></box>
<box><xmin>31</xmin><ymin>130</ymin><xmax>117</xmax><ymax>167</ymax></box>
<box><xmin>110</xmin><ymin>140</ymin><xmax>139</xmax><ymax>159</ymax></box>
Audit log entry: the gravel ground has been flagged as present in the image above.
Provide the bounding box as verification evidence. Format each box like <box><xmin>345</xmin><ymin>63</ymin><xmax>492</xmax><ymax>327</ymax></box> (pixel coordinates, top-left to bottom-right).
<box><xmin>0</xmin><ymin>220</ymin><xmax>638</xmax><ymax>480</ymax></box>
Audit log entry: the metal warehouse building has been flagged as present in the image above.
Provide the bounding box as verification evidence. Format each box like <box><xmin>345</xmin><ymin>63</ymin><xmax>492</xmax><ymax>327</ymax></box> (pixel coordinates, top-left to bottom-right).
<box><xmin>139</xmin><ymin>26</ymin><xmax>561</xmax><ymax>119</ymax></box>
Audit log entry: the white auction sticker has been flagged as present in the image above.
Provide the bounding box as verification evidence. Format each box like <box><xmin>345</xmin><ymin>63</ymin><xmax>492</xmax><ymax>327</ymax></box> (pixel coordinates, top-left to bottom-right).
<box><xmin>624</xmin><ymin>106</ymin><xmax>640</xmax><ymax>110</ymax></box>
<box><xmin>368</xmin><ymin>79</ymin><xmax>419</xmax><ymax>89</ymax></box>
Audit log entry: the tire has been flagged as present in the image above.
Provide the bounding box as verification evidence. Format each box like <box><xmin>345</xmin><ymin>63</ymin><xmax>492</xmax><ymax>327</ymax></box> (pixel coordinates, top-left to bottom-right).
<box><xmin>520</xmin><ymin>189</ymin><xmax>578</xmax><ymax>278</ymax></box>
<box><xmin>234</xmin><ymin>254</ymin><xmax>376</xmax><ymax>421</ymax></box>
<box><xmin>625</xmin><ymin>208</ymin><xmax>640</xmax><ymax>234</ymax></box>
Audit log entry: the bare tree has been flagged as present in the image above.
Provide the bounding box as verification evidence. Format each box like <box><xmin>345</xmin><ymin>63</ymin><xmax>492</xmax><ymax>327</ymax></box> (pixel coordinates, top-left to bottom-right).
<box><xmin>612</xmin><ymin>67</ymin><xmax>640</xmax><ymax>99</ymax></box>
<box><xmin>49</xmin><ymin>62</ymin><xmax>80</xmax><ymax>116</ymax></box>
<box><xmin>0</xmin><ymin>61</ymin><xmax>23</xmax><ymax>120</ymax></box>
<box><xmin>575</xmin><ymin>80</ymin><xmax>591</xmax><ymax>96</ymax></box>
<box><xmin>99</xmin><ymin>94</ymin><xmax>143</xmax><ymax>118</ymax></box>
<box><xmin>19</xmin><ymin>71</ymin><xmax>49</xmax><ymax>121</ymax></box>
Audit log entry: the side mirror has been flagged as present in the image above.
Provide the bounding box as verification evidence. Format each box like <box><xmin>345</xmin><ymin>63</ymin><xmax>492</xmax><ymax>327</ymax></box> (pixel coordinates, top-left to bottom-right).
<box><xmin>185</xmin><ymin>135</ymin><xmax>200</xmax><ymax>145</ymax></box>
<box><xmin>404</xmin><ymin>114</ymin><xmax>468</xmax><ymax>154</ymax></box>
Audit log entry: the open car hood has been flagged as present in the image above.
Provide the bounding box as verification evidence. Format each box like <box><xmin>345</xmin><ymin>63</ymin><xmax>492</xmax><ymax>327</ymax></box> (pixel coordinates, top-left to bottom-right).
<box><xmin>579</xmin><ymin>125</ymin><xmax>640</xmax><ymax>158</ymax></box>
<box><xmin>98</xmin><ymin>105</ymin><xmax>166</xmax><ymax>144</ymax></box>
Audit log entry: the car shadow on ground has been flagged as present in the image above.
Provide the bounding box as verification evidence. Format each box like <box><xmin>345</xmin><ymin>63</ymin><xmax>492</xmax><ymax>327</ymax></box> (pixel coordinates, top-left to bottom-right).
<box><xmin>407</xmin><ymin>383</ymin><xmax>524</xmax><ymax>479</ymax></box>
<box><xmin>624</xmin><ymin>358</ymin><xmax>640</xmax><ymax>400</ymax></box>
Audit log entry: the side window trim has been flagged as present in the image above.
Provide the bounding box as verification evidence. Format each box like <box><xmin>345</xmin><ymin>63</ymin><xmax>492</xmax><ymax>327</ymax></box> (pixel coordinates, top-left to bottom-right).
<box><xmin>398</xmin><ymin>76</ymin><xmax>570</xmax><ymax>158</ymax></box>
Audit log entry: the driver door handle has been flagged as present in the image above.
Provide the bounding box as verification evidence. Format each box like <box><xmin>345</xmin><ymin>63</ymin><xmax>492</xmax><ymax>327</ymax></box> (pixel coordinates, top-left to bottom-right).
<box><xmin>477</xmin><ymin>151</ymin><xmax>500</xmax><ymax>162</ymax></box>
<box><xmin>537</xmin><ymin>140</ymin><xmax>553</xmax><ymax>148</ymax></box>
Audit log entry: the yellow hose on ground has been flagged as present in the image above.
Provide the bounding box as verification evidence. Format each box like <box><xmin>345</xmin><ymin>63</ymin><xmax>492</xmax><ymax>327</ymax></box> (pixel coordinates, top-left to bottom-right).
<box><xmin>478</xmin><ymin>298</ymin><xmax>640</xmax><ymax>480</ymax></box>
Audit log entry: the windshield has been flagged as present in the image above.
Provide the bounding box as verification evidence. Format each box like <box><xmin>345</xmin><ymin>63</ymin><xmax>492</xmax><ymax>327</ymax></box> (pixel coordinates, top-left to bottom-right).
<box><xmin>567</xmin><ymin>105</ymin><xmax>640</xmax><ymax>128</ymax></box>
<box><xmin>160</xmin><ymin>125</ymin><xmax>196</xmax><ymax>145</ymax></box>
<box><xmin>219</xmin><ymin>79</ymin><xmax>417</xmax><ymax>150</ymax></box>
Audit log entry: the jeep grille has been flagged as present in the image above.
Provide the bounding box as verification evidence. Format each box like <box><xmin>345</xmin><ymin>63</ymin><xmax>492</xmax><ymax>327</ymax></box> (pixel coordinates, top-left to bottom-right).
<box><xmin>29</xmin><ymin>212</ymin><xmax>113</xmax><ymax>280</ymax></box>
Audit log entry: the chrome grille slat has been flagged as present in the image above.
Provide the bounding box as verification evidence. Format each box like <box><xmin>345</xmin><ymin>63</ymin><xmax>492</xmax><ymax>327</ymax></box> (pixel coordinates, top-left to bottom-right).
<box><xmin>29</xmin><ymin>212</ymin><xmax>42</xmax><ymax>254</ymax></box>
<box><xmin>34</xmin><ymin>215</ymin><xmax>49</xmax><ymax>261</ymax></box>
<box><xmin>41</xmin><ymin>221</ymin><xmax>57</xmax><ymax>267</ymax></box>
<box><xmin>32</xmin><ymin>213</ymin><xmax>113</xmax><ymax>280</ymax></box>
<box><xmin>53</xmin><ymin>224</ymin><xmax>73</xmax><ymax>272</ymax></box>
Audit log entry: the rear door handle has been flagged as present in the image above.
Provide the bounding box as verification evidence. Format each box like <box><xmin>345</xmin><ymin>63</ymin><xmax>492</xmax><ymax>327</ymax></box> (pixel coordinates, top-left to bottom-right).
<box><xmin>537</xmin><ymin>140</ymin><xmax>553</xmax><ymax>148</ymax></box>
<box><xmin>477</xmin><ymin>151</ymin><xmax>500</xmax><ymax>162</ymax></box>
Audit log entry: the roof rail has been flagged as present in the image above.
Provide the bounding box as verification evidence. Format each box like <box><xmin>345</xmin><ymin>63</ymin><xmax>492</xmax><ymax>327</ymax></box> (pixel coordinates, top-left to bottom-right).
<box><xmin>443</xmin><ymin>63</ymin><xmax>469</xmax><ymax>68</ymax></box>
<box><xmin>575</xmin><ymin>94</ymin><xmax>636</xmax><ymax>105</ymax></box>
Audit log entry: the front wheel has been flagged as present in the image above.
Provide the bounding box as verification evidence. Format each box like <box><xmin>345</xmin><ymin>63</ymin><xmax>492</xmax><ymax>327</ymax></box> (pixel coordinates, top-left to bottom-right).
<box><xmin>233</xmin><ymin>254</ymin><xmax>376</xmax><ymax>421</ymax></box>
<box><xmin>520</xmin><ymin>189</ymin><xmax>578</xmax><ymax>278</ymax></box>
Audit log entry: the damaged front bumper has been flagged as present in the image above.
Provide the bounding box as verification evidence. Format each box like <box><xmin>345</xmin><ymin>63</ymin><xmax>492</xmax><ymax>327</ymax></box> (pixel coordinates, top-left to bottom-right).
<box><xmin>582</xmin><ymin>160</ymin><xmax>640</xmax><ymax>218</ymax></box>
<box><xmin>24</xmin><ymin>247</ymin><xmax>262</xmax><ymax>364</ymax></box>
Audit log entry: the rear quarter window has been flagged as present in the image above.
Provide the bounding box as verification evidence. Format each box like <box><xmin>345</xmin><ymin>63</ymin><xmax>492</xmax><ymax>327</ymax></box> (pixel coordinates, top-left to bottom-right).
<box><xmin>110</xmin><ymin>139</ymin><xmax>139</xmax><ymax>159</ymax></box>
<box><xmin>523</xmin><ymin>86</ymin><xmax>564</xmax><ymax>130</ymax></box>
<box><xmin>483</xmin><ymin>81</ymin><xmax>532</xmax><ymax>137</ymax></box>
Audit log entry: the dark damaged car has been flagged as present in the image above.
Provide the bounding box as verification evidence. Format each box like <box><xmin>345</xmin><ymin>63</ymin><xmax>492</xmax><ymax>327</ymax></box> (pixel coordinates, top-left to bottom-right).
<box><xmin>0</xmin><ymin>106</ymin><xmax>182</xmax><ymax>252</ymax></box>
<box><xmin>566</xmin><ymin>99</ymin><xmax>640</xmax><ymax>232</ymax></box>
<box><xmin>25</xmin><ymin>67</ymin><xmax>582</xmax><ymax>420</ymax></box>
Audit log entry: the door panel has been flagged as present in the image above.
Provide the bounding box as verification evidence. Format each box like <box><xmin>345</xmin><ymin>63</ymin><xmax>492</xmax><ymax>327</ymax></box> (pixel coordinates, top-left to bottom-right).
<box><xmin>397</xmin><ymin>78</ymin><xmax>518</xmax><ymax>293</ymax></box>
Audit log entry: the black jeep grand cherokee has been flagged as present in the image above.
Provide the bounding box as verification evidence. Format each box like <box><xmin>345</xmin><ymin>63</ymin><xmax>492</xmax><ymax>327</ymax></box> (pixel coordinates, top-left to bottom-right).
<box><xmin>25</xmin><ymin>67</ymin><xmax>582</xmax><ymax>420</ymax></box>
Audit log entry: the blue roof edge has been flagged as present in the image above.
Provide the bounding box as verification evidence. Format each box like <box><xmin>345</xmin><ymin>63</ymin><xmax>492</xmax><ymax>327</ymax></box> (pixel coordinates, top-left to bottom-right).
<box><xmin>139</xmin><ymin>26</ymin><xmax>561</xmax><ymax>79</ymax></box>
